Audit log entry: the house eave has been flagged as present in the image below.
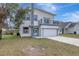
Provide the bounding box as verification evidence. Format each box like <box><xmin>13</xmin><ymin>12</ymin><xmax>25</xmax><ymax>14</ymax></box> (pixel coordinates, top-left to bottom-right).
<box><xmin>34</xmin><ymin>8</ymin><xmax>56</xmax><ymax>16</ymax></box>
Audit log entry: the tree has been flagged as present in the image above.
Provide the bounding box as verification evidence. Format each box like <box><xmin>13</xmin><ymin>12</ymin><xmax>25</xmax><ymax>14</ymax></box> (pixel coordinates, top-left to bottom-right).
<box><xmin>0</xmin><ymin>3</ymin><xmax>19</xmax><ymax>39</ymax></box>
<box><xmin>15</xmin><ymin>8</ymin><xmax>29</xmax><ymax>36</ymax></box>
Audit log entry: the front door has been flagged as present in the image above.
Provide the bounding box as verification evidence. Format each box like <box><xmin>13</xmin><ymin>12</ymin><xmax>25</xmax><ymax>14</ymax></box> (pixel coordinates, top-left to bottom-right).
<box><xmin>33</xmin><ymin>27</ymin><xmax>39</xmax><ymax>36</ymax></box>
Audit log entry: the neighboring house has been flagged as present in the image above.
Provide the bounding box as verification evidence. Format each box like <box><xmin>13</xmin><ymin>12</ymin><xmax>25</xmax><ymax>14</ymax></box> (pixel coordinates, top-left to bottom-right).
<box><xmin>57</xmin><ymin>21</ymin><xmax>79</xmax><ymax>34</ymax></box>
<box><xmin>64</xmin><ymin>22</ymin><xmax>79</xmax><ymax>34</ymax></box>
<box><xmin>58</xmin><ymin>22</ymin><xmax>70</xmax><ymax>34</ymax></box>
<box><xmin>19</xmin><ymin>8</ymin><xmax>59</xmax><ymax>37</ymax></box>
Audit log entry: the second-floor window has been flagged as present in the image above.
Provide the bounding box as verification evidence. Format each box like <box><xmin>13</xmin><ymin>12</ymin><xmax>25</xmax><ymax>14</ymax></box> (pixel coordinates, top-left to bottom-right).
<box><xmin>34</xmin><ymin>15</ymin><xmax>38</xmax><ymax>21</ymax></box>
<box><xmin>26</xmin><ymin>14</ymin><xmax>38</xmax><ymax>21</ymax></box>
<box><xmin>26</xmin><ymin>14</ymin><xmax>30</xmax><ymax>20</ymax></box>
<box><xmin>44</xmin><ymin>17</ymin><xmax>50</xmax><ymax>23</ymax></box>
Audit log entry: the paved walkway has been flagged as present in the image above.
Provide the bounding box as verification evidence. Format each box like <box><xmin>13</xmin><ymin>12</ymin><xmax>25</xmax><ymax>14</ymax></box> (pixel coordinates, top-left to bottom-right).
<box><xmin>47</xmin><ymin>36</ymin><xmax>79</xmax><ymax>47</ymax></box>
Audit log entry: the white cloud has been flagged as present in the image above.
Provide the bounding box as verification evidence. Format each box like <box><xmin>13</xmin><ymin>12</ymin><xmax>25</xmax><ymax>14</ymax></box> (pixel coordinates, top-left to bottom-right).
<box><xmin>51</xmin><ymin>6</ymin><xmax>57</xmax><ymax>11</ymax></box>
<box><xmin>36</xmin><ymin>3</ymin><xmax>57</xmax><ymax>13</ymax></box>
<box><xmin>61</xmin><ymin>11</ymin><xmax>79</xmax><ymax>22</ymax></box>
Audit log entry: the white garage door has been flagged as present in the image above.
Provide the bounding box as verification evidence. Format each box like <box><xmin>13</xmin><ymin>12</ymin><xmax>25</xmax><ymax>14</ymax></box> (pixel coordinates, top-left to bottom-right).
<box><xmin>42</xmin><ymin>28</ymin><xmax>57</xmax><ymax>37</ymax></box>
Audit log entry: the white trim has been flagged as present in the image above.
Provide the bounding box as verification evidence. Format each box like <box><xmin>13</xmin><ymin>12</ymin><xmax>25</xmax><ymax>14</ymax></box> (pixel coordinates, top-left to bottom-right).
<box><xmin>65</xmin><ymin>23</ymin><xmax>71</xmax><ymax>29</ymax></box>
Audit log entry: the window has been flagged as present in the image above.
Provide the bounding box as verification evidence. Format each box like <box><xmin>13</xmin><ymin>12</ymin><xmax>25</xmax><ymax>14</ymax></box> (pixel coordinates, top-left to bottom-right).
<box><xmin>44</xmin><ymin>17</ymin><xmax>50</xmax><ymax>23</ymax></box>
<box><xmin>26</xmin><ymin>14</ymin><xmax>30</xmax><ymax>20</ymax></box>
<box><xmin>33</xmin><ymin>28</ymin><xmax>38</xmax><ymax>33</ymax></box>
<box><xmin>33</xmin><ymin>28</ymin><xmax>39</xmax><ymax>36</ymax></box>
<box><xmin>34</xmin><ymin>15</ymin><xmax>38</xmax><ymax>21</ymax></box>
<box><xmin>23</xmin><ymin>27</ymin><xmax>29</xmax><ymax>33</ymax></box>
<box><xmin>26</xmin><ymin>14</ymin><xmax>38</xmax><ymax>21</ymax></box>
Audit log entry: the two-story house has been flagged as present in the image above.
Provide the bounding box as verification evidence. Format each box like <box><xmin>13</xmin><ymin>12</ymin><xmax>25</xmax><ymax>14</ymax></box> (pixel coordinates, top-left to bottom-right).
<box><xmin>19</xmin><ymin>8</ymin><xmax>59</xmax><ymax>37</ymax></box>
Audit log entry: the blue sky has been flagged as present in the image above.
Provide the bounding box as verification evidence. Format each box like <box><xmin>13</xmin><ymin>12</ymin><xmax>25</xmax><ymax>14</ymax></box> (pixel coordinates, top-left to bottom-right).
<box><xmin>20</xmin><ymin>3</ymin><xmax>79</xmax><ymax>22</ymax></box>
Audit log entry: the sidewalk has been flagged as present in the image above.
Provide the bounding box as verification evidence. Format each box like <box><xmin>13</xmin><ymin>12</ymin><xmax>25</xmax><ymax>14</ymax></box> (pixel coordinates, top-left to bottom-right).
<box><xmin>47</xmin><ymin>36</ymin><xmax>79</xmax><ymax>47</ymax></box>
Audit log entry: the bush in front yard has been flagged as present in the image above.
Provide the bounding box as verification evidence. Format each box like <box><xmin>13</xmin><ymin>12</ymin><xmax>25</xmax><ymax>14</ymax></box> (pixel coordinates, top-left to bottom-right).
<box><xmin>17</xmin><ymin>32</ymin><xmax>20</xmax><ymax>36</ymax></box>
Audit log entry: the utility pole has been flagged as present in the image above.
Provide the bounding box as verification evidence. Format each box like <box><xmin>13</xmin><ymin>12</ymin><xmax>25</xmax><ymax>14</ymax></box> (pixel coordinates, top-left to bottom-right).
<box><xmin>29</xmin><ymin>3</ymin><xmax>34</xmax><ymax>37</ymax></box>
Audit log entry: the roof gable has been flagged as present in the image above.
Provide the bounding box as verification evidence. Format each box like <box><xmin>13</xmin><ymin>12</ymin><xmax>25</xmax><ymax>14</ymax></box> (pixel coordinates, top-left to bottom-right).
<box><xmin>68</xmin><ymin>23</ymin><xmax>76</xmax><ymax>28</ymax></box>
<box><xmin>34</xmin><ymin>8</ymin><xmax>56</xmax><ymax>16</ymax></box>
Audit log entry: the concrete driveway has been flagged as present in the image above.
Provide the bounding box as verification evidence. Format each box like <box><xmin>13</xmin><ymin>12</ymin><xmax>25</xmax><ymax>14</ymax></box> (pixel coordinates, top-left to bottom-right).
<box><xmin>47</xmin><ymin>36</ymin><xmax>79</xmax><ymax>47</ymax></box>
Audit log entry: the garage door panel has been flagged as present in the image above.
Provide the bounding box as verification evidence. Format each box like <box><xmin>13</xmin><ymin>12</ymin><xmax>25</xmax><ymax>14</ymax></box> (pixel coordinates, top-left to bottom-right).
<box><xmin>42</xmin><ymin>28</ymin><xmax>57</xmax><ymax>37</ymax></box>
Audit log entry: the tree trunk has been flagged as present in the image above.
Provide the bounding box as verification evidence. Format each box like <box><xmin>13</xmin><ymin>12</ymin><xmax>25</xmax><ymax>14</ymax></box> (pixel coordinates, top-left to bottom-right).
<box><xmin>0</xmin><ymin>29</ymin><xmax>2</xmax><ymax>40</ymax></box>
<box><xmin>0</xmin><ymin>20</ymin><xmax>3</xmax><ymax>40</ymax></box>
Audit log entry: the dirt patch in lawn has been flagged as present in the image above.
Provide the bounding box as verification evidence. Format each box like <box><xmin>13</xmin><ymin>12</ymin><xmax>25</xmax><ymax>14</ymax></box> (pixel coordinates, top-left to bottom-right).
<box><xmin>22</xmin><ymin>45</ymin><xmax>47</xmax><ymax>56</ymax></box>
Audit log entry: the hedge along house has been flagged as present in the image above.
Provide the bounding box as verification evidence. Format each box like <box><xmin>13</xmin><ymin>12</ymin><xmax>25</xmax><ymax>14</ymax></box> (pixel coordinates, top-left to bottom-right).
<box><xmin>19</xmin><ymin>4</ymin><xmax>59</xmax><ymax>38</ymax></box>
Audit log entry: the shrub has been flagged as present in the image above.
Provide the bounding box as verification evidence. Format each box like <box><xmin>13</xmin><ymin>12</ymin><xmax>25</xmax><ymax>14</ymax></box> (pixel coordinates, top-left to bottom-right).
<box><xmin>17</xmin><ymin>32</ymin><xmax>20</xmax><ymax>36</ymax></box>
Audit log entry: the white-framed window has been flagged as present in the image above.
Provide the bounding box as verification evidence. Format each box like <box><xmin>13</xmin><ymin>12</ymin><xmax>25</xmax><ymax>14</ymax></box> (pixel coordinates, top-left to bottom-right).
<box><xmin>43</xmin><ymin>17</ymin><xmax>50</xmax><ymax>23</ymax></box>
<box><xmin>34</xmin><ymin>15</ymin><xmax>38</xmax><ymax>21</ymax></box>
<box><xmin>33</xmin><ymin>28</ymin><xmax>39</xmax><ymax>36</ymax></box>
<box><xmin>26</xmin><ymin>14</ymin><xmax>30</xmax><ymax>20</ymax></box>
<box><xmin>23</xmin><ymin>27</ymin><xmax>29</xmax><ymax>33</ymax></box>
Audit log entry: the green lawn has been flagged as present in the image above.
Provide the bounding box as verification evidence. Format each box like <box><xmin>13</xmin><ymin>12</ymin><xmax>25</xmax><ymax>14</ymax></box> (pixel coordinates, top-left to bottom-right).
<box><xmin>2</xmin><ymin>35</ymin><xmax>17</xmax><ymax>40</ymax></box>
<box><xmin>0</xmin><ymin>35</ymin><xmax>79</xmax><ymax>56</ymax></box>
<box><xmin>62</xmin><ymin>34</ymin><xmax>79</xmax><ymax>38</ymax></box>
